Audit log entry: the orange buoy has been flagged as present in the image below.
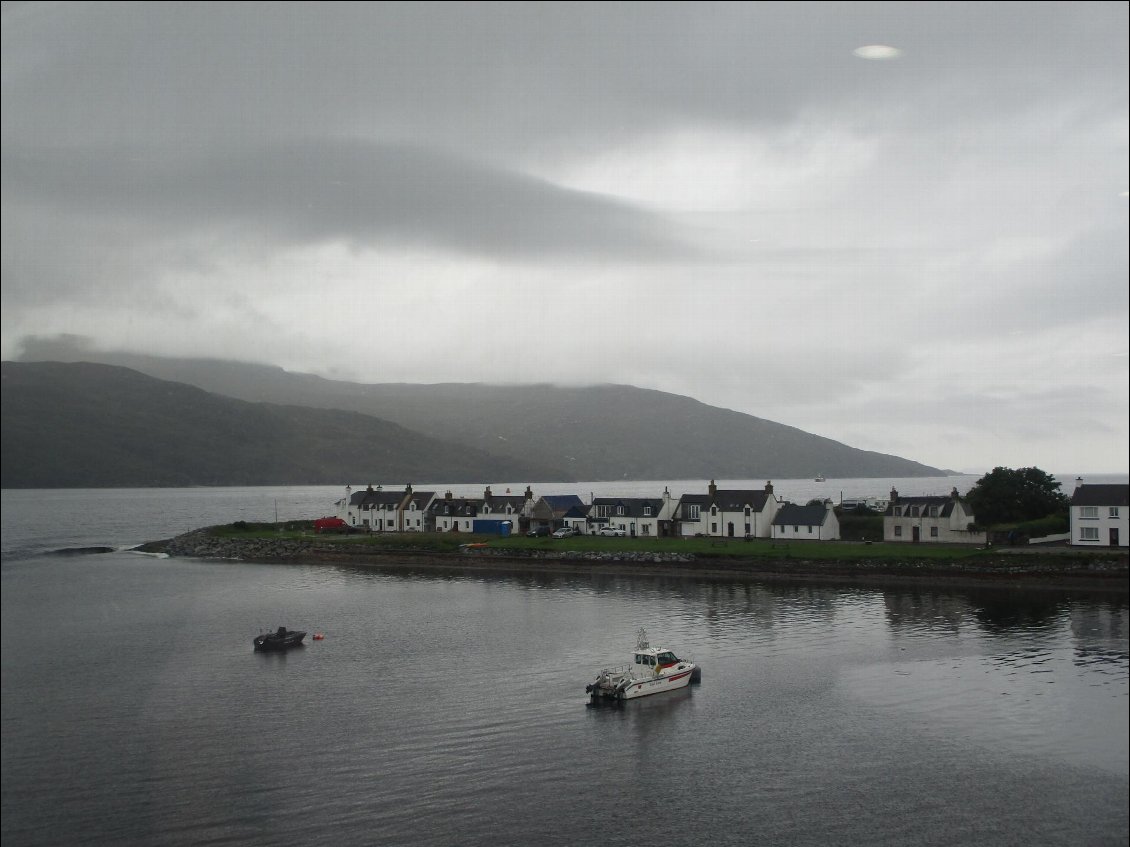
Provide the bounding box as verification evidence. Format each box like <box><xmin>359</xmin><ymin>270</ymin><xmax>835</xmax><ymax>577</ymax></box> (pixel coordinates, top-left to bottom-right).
<box><xmin>312</xmin><ymin>633</ymin><xmax>325</xmax><ymax>640</ymax></box>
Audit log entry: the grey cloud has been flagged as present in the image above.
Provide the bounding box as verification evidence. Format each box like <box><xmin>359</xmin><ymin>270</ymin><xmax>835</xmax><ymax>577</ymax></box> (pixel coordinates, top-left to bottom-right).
<box><xmin>4</xmin><ymin>3</ymin><xmax>1123</xmax><ymax>159</ymax></box>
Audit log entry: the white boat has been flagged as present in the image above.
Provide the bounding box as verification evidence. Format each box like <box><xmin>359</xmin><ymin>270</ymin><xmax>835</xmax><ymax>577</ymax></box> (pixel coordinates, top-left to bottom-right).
<box><xmin>586</xmin><ymin>629</ymin><xmax>699</xmax><ymax>701</ymax></box>
<box><xmin>814</xmin><ymin>474</ymin><xmax>826</xmax><ymax>482</ymax></box>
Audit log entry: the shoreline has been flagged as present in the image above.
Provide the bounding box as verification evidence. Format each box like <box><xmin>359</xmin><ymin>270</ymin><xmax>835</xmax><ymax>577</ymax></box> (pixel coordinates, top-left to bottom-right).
<box><xmin>144</xmin><ymin>530</ymin><xmax>1130</xmax><ymax>594</ymax></box>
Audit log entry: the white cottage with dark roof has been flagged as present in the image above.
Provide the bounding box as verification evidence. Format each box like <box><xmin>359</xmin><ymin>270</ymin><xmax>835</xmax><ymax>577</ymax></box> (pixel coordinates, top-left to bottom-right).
<box><xmin>429</xmin><ymin>486</ymin><xmax>535</xmax><ymax>533</ymax></box>
<box><xmin>883</xmin><ymin>487</ymin><xmax>984</xmax><ymax>544</ymax></box>
<box><xmin>675</xmin><ymin>480</ymin><xmax>779</xmax><ymax>538</ymax></box>
<box><xmin>589</xmin><ymin>493</ymin><xmax>675</xmax><ymax>537</ymax></box>
<box><xmin>771</xmin><ymin>500</ymin><xmax>840</xmax><ymax>540</ymax></box>
<box><xmin>342</xmin><ymin>484</ymin><xmax>435</xmax><ymax>532</ymax></box>
<box><xmin>1070</xmin><ymin>484</ymin><xmax>1129</xmax><ymax>547</ymax></box>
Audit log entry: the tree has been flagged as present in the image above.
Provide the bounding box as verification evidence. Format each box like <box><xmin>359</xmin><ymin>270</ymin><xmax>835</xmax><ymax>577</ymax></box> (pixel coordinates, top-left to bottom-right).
<box><xmin>965</xmin><ymin>467</ymin><xmax>1069</xmax><ymax>527</ymax></box>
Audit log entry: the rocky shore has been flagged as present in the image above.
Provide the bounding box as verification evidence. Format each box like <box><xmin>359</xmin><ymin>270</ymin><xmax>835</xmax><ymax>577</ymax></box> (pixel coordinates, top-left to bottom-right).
<box><xmin>142</xmin><ymin>530</ymin><xmax>1130</xmax><ymax>592</ymax></box>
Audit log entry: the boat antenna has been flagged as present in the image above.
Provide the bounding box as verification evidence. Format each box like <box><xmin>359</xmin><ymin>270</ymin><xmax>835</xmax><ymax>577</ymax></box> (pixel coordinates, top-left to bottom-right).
<box><xmin>636</xmin><ymin>628</ymin><xmax>649</xmax><ymax>650</ymax></box>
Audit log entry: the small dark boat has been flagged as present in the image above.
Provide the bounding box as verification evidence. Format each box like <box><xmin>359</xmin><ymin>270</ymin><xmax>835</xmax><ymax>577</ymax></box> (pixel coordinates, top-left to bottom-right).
<box><xmin>253</xmin><ymin>626</ymin><xmax>307</xmax><ymax>651</ymax></box>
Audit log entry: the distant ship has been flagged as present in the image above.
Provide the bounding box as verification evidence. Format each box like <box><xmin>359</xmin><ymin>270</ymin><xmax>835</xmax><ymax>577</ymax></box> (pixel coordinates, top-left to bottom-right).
<box><xmin>814</xmin><ymin>474</ymin><xmax>826</xmax><ymax>482</ymax></box>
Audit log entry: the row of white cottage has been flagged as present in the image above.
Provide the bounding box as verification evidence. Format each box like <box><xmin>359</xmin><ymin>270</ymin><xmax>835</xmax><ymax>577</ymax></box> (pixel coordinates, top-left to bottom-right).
<box><xmin>337</xmin><ymin>480</ymin><xmax>839</xmax><ymax>540</ymax></box>
<box><xmin>336</xmin><ymin>480</ymin><xmax>1129</xmax><ymax>547</ymax></box>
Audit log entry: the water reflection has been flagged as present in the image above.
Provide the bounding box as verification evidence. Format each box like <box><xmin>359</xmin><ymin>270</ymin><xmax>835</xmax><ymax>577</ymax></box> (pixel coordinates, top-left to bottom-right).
<box><xmin>970</xmin><ymin>591</ymin><xmax>1069</xmax><ymax>634</ymax></box>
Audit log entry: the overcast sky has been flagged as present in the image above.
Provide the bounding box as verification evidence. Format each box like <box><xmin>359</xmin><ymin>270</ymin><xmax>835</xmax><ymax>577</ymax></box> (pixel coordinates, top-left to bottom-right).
<box><xmin>3</xmin><ymin>2</ymin><xmax>1127</xmax><ymax>474</ymax></box>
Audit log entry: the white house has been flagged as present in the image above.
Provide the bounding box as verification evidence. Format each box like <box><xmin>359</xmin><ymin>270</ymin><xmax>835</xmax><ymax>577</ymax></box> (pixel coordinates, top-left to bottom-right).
<box><xmin>400</xmin><ymin>487</ymin><xmax>435</xmax><ymax>532</ymax></box>
<box><xmin>883</xmin><ymin>487</ymin><xmax>985</xmax><ymax>544</ymax></box>
<box><xmin>478</xmin><ymin>486</ymin><xmax>534</xmax><ymax>532</ymax></box>
<box><xmin>771</xmin><ymin>501</ymin><xmax>840</xmax><ymax>541</ymax></box>
<box><xmin>1070</xmin><ymin>484</ymin><xmax>1129</xmax><ymax>548</ymax></box>
<box><xmin>340</xmin><ymin>484</ymin><xmax>436</xmax><ymax>532</ymax></box>
<box><xmin>429</xmin><ymin>486</ymin><xmax>535</xmax><ymax>533</ymax></box>
<box><xmin>675</xmin><ymin>481</ymin><xmax>779</xmax><ymax>538</ymax></box>
<box><xmin>430</xmin><ymin>494</ymin><xmax>482</xmax><ymax>532</ymax></box>
<box><xmin>589</xmin><ymin>492</ymin><xmax>675</xmax><ymax>537</ymax></box>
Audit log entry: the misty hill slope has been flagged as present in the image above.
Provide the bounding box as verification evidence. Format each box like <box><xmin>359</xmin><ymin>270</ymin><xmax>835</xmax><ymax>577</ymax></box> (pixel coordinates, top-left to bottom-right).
<box><xmin>13</xmin><ymin>342</ymin><xmax>944</xmax><ymax>479</ymax></box>
<box><xmin>0</xmin><ymin>362</ymin><xmax>572</xmax><ymax>488</ymax></box>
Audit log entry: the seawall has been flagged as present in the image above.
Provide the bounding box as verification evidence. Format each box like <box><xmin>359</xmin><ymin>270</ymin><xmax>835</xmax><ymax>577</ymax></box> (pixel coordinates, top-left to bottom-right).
<box><xmin>146</xmin><ymin>530</ymin><xmax>1130</xmax><ymax>593</ymax></box>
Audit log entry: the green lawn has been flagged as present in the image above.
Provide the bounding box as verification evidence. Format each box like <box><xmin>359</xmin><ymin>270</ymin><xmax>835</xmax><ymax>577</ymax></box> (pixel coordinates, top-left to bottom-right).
<box><xmin>206</xmin><ymin>522</ymin><xmax>995</xmax><ymax>561</ymax></box>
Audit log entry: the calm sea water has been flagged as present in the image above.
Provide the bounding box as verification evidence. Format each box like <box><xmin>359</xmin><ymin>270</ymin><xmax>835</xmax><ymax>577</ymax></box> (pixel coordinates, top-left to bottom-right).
<box><xmin>2</xmin><ymin>482</ymin><xmax>1128</xmax><ymax>846</ymax></box>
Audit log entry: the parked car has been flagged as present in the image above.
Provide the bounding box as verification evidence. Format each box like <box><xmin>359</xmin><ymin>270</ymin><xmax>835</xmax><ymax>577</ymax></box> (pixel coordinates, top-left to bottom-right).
<box><xmin>552</xmin><ymin>527</ymin><xmax>578</xmax><ymax>538</ymax></box>
<box><xmin>527</xmin><ymin>526</ymin><xmax>551</xmax><ymax>537</ymax></box>
<box><xmin>598</xmin><ymin>527</ymin><xmax>627</xmax><ymax>537</ymax></box>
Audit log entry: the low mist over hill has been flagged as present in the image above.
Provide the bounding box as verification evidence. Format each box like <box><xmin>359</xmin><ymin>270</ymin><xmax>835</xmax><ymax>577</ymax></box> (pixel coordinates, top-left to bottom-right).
<box><xmin>9</xmin><ymin>339</ymin><xmax>946</xmax><ymax>484</ymax></box>
<box><xmin>0</xmin><ymin>362</ymin><xmax>571</xmax><ymax>488</ymax></box>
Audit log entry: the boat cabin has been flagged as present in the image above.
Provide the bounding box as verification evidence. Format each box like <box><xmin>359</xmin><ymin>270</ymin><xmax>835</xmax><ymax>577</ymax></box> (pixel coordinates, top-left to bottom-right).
<box><xmin>634</xmin><ymin>647</ymin><xmax>682</xmax><ymax>670</ymax></box>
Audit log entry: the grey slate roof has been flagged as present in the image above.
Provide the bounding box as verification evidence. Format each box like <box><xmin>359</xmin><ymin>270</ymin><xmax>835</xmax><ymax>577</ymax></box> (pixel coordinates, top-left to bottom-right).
<box><xmin>1071</xmin><ymin>484</ymin><xmax>1130</xmax><ymax>507</ymax></box>
<box><xmin>592</xmin><ymin>497</ymin><xmax>665</xmax><ymax>518</ymax></box>
<box><xmin>884</xmin><ymin>495</ymin><xmax>959</xmax><ymax>518</ymax></box>
<box><xmin>350</xmin><ymin>487</ymin><xmax>411</xmax><ymax>508</ymax></box>
<box><xmin>429</xmin><ymin>497</ymin><xmax>483</xmax><ymax>517</ymax></box>
<box><xmin>677</xmin><ymin>489</ymin><xmax>772</xmax><ymax>510</ymax></box>
<box><xmin>711</xmin><ymin>489</ymin><xmax>772</xmax><ymax>511</ymax></box>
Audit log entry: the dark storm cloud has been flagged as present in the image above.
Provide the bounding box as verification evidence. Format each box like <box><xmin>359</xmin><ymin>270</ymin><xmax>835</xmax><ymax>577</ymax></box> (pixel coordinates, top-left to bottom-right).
<box><xmin>1</xmin><ymin>139</ymin><xmax>694</xmax><ymax>261</ymax></box>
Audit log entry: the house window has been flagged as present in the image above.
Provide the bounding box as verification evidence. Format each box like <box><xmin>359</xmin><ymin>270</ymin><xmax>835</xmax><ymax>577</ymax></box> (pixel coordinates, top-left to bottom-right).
<box><xmin>807</xmin><ymin>526</ymin><xmax>812</xmax><ymax>534</ymax></box>
<box><xmin>617</xmin><ymin>506</ymin><xmax>624</xmax><ymax>515</ymax></box>
<box><xmin>929</xmin><ymin>506</ymin><xmax>938</xmax><ymax>517</ymax></box>
<box><xmin>711</xmin><ymin>506</ymin><xmax>717</xmax><ymax>516</ymax></box>
<box><xmin>1110</xmin><ymin>507</ymin><xmax>1121</xmax><ymax>518</ymax></box>
<box><xmin>793</xmin><ymin>526</ymin><xmax>799</xmax><ymax>533</ymax></box>
<box><xmin>745</xmin><ymin>507</ymin><xmax>751</xmax><ymax>516</ymax></box>
<box><xmin>711</xmin><ymin>522</ymin><xmax>717</xmax><ymax>533</ymax></box>
<box><xmin>1080</xmin><ymin>527</ymin><xmax>1100</xmax><ymax>541</ymax></box>
<box><xmin>1080</xmin><ymin>506</ymin><xmax>1098</xmax><ymax>518</ymax></box>
<box><xmin>744</xmin><ymin>523</ymin><xmax>751</xmax><ymax>534</ymax></box>
<box><xmin>894</xmin><ymin>507</ymin><xmax>902</xmax><ymax>517</ymax></box>
<box><xmin>894</xmin><ymin>526</ymin><xmax>903</xmax><ymax>537</ymax></box>
<box><xmin>910</xmin><ymin>506</ymin><xmax>920</xmax><ymax>517</ymax></box>
<box><xmin>643</xmin><ymin>506</ymin><xmax>651</xmax><ymax>516</ymax></box>
<box><xmin>930</xmin><ymin>526</ymin><xmax>938</xmax><ymax>537</ymax></box>
<box><xmin>387</xmin><ymin>520</ymin><xmax>394</xmax><ymax>528</ymax></box>
<box><xmin>687</xmin><ymin>505</ymin><xmax>700</xmax><ymax>520</ymax></box>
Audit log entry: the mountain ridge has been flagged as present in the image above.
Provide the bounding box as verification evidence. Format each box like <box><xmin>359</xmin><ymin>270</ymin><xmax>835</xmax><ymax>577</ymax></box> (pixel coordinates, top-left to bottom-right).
<box><xmin>0</xmin><ymin>361</ymin><xmax>573</xmax><ymax>488</ymax></box>
<box><xmin>8</xmin><ymin>339</ymin><xmax>947</xmax><ymax>482</ymax></box>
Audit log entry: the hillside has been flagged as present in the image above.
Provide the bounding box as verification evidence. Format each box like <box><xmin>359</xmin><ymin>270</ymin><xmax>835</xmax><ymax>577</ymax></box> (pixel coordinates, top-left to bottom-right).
<box><xmin>0</xmin><ymin>362</ymin><xmax>572</xmax><ymax>488</ymax></box>
<box><xmin>11</xmin><ymin>340</ymin><xmax>946</xmax><ymax>480</ymax></box>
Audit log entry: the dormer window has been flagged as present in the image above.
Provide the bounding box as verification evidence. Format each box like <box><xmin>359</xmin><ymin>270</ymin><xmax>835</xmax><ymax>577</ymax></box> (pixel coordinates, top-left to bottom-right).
<box><xmin>643</xmin><ymin>506</ymin><xmax>651</xmax><ymax>516</ymax></box>
<box><xmin>617</xmin><ymin>506</ymin><xmax>624</xmax><ymax>515</ymax></box>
